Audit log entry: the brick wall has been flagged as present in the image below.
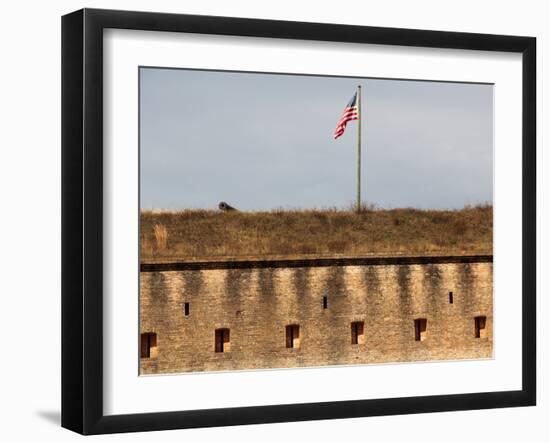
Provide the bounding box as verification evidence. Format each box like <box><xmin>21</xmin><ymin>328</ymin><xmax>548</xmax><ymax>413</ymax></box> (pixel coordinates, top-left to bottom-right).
<box><xmin>140</xmin><ymin>257</ymin><xmax>493</xmax><ymax>374</ymax></box>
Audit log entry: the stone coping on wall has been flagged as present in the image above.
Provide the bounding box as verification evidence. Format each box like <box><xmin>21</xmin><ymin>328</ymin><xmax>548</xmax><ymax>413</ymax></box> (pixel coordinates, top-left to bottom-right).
<box><xmin>140</xmin><ymin>253</ymin><xmax>493</xmax><ymax>272</ymax></box>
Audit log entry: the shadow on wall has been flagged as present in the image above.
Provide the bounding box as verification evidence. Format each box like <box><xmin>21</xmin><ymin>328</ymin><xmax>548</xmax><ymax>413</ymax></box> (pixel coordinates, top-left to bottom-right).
<box><xmin>35</xmin><ymin>410</ymin><xmax>60</xmax><ymax>426</ymax></box>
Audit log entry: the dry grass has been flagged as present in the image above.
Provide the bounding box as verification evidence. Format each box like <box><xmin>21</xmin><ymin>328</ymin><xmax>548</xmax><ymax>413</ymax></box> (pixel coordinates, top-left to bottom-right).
<box><xmin>153</xmin><ymin>223</ymin><xmax>168</xmax><ymax>251</ymax></box>
<box><xmin>140</xmin><ymin>205</ymin><xmax>492</xmax><ymax>262</ymax></box>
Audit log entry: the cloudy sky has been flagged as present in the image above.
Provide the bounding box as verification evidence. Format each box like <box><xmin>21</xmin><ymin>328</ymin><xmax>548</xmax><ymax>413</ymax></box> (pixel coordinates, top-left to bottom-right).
<box><xmin>140</xmin><ymin>67</ymin><xmax>493</xmax><ymax>211</ymax></box>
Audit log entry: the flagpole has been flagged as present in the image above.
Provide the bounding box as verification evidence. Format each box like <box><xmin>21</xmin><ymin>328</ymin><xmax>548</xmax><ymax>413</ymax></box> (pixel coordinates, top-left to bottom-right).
<box><xmin>356</xmin><ymin>85</ymin><xmax>362</xmax><ymax>212</ymax></box>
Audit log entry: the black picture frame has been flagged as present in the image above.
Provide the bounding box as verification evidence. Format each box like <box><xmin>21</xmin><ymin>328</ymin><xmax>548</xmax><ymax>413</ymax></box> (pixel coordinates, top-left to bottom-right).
<box><xmin>62</xmin><ymin>8</ymin><xmax>536</xmax><ymax>435</ymax></box>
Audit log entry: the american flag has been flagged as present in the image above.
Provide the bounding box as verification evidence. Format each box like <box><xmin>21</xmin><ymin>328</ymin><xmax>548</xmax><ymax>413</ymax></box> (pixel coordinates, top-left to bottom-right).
<box><xmin>333</xmin><ymin>92</ymin><xmax>359</xmax><ymax>139</ymax></box>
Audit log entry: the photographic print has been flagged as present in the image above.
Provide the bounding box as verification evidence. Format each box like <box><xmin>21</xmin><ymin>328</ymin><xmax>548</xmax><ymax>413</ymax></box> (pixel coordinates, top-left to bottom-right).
<box><xmin>139</xmin><ymin>67</ymin><xmax>493</xmax><ymax>375</ymax></box>
<box><xmin>62</xmin><ymin>10</ymin><xmax>536</xmax><ymax>433</ymax></box>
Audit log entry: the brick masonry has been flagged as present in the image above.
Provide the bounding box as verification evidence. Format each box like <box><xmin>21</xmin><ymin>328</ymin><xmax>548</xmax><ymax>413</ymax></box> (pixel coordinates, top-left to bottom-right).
<box><xmin>139</xmin><ymin>256</ymin><xmax>493</xmax><ymax>374</ymax></box>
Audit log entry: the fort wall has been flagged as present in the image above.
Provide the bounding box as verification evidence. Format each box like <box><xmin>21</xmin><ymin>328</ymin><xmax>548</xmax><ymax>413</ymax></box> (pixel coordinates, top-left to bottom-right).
<box><xmin>139</xmin><ymin>256</ymin><xmax>493</xmax><ymax>374</ymax></box>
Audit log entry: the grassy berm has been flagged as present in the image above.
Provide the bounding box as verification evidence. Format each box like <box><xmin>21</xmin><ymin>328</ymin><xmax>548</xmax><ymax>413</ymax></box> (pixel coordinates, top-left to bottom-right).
<box><xmin>140</xmin><ymin>205</ymin><xmax>492</xmax><ymax>262</ymax></box>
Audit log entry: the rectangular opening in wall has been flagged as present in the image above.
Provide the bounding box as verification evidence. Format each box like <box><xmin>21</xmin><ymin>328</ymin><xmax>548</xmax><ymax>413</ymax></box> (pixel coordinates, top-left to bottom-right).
<box><xmin>351</xmin><ymin>321</ymin><xmax>365</xmax><ymax>345</ymax></box>
<box><xmin>184</xmin><ymin>302</ymin><xmax>190</xmax><ymax>316</ymax></box>
<box><xmin>140</xmin><ymin>332</ymin><xmax>157</xmax><ymax>358</ymax></box>
<box><xmin>475</xmin><ymin>316</ymin><xmax>487</xmax><ymax>338</ymax></box>
<box><xmin>286</xmin><ymin>324</ymin><xmax>300</xmax><ymax>348</ymax></box>
<box><xmin>215</xmin><ymin>328</ymin><xmax>230</xmax><ymax>352</ymax></box>
<box><xmin>414</xmin><ymin>318</ymin><xmax>427</xmax><ymax>341</ymax></box>
<box><xmin>323</xmin><ymin>296</ymin><xmax>328</xmax><ymax>309</ymax></box>
<box><xmin>449</xmin><ymin>291</ymin><xmax>454</xmax><ymax>304</ymax></box>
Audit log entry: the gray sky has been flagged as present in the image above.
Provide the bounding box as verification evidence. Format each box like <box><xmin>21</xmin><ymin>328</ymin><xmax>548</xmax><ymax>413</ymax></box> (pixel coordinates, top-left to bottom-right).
<box><xmin>140</xmin><ymin>67</ymin><xmax>493</xmax><ymax>211</ymax></box>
